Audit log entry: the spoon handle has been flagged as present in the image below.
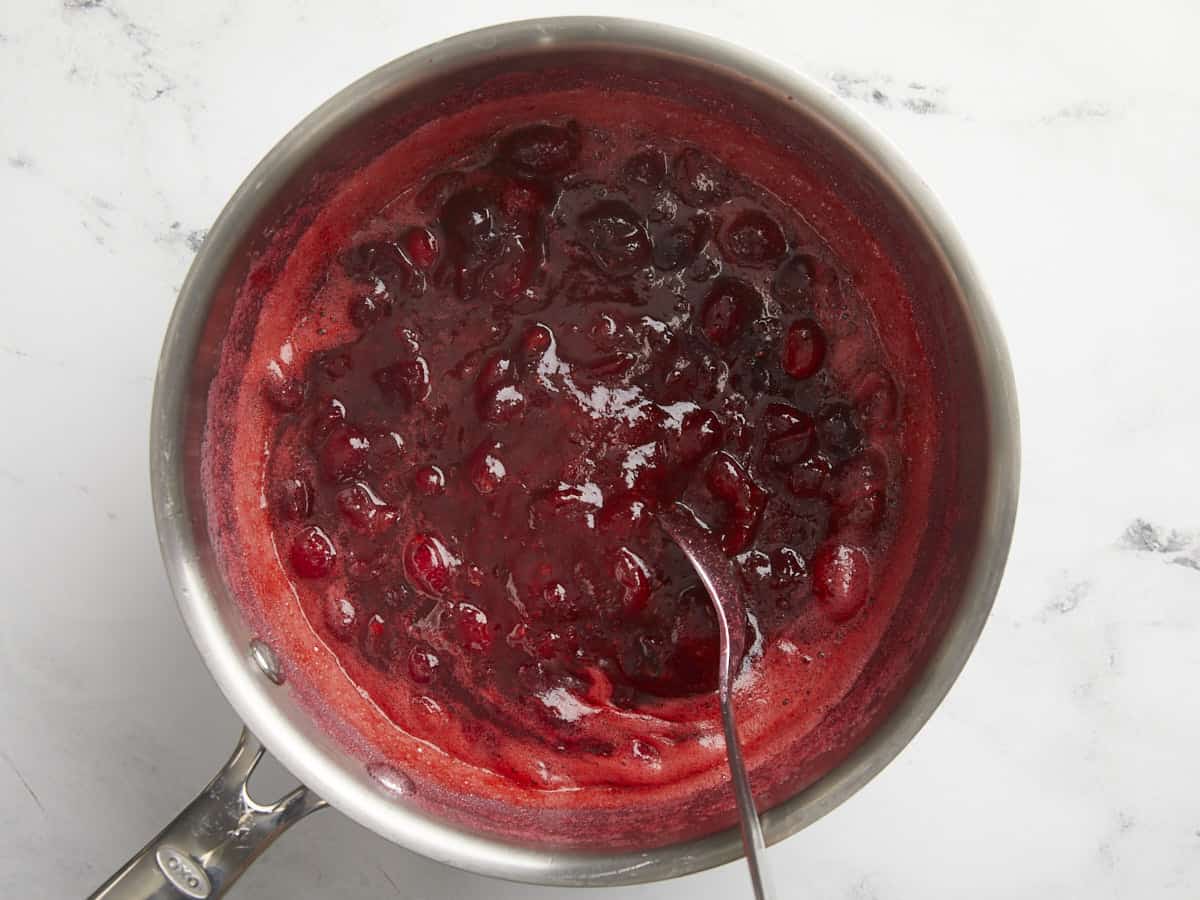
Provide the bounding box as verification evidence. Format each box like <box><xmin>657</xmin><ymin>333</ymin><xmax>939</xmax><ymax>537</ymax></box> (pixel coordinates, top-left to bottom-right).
<box><xmin>719</xmin><ymin>695</ymin><xmax>773</xmax><ymax>900</ymax></box>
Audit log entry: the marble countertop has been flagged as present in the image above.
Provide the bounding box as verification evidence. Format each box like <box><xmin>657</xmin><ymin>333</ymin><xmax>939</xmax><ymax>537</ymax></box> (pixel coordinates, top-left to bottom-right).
<box><xmin>2</xmin><ymin>1</ymin><xmax>1198</xmax><ymax>897</ymax></box>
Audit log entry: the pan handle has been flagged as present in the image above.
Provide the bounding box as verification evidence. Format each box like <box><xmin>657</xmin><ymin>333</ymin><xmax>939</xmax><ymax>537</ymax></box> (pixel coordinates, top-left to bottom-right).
<box><xmin>88</xmin><ymin>728</ymin><xmax>327</xmax><ymax>900</ymax></box>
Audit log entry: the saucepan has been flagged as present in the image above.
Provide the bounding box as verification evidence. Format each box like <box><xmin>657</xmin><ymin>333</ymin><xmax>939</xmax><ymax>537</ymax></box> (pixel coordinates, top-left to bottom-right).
<box><xmin>92</xmin><ymin>16</ymin><xmax>1019</xmax><ymax>899</ymax></box>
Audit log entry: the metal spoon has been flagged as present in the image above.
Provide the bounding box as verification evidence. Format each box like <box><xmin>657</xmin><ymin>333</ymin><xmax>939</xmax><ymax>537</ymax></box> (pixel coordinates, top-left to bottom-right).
<box><xmin>660</xmin><ymin>502</ymin><xmax>774</xmax><ymax>900</ymax></box>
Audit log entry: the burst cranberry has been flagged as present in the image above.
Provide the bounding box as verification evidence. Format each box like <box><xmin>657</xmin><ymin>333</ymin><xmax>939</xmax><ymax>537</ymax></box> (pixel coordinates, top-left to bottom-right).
<box><xmin>700</xmin><ymin>277</ymin><xmax>759</xmax><ymax>346</ymax></box>
<box><xmin>342</xmin><ymin>241</ymin><xmax>411</xmax><ymax>291</ymax></box>
<box><xmin>289</xmin><ymin>526</ymin><xmax>336</xmax><ymax>579</ymax></box>
<box><xmin>479</xmin><ymin>384</ymin><xmax>526</xmax><ymax>422</ymax></box>
<box><xmin>578</xmin><ymin>201</ymin><xmax>651</xmax><ymax>275</ymax></box>
<box><xmin>706</xmin><ymin>451</ymin><xmax>768</xmax><ymax>554</ymax></box>
<box><xmin>496</xmin><ymin>121</ymin><xmax>580</xmax><ymax>174</ymax></box>
<box><xmin>403</xmin><ymin>533</ymin><xmax>456</xmax><ymax>598</ymax></box>
<box><xmin>373</xmin><ymin>356</ymin><xmax>431</xmax><ymax>407</ymax></box>
<box><xmin>720</xmin><ymin>209</ymin><xmax>787</xmax><ymax>266</ymax></box>
<box><xmin>811</xmin><ymin>542</ymin><xmax>871</xmax><ymax>622</ymax></box>
<box><xmin>761</xmin><ymin>403</ymin><xmax>816</xmax><ymax>468</ymax></box>
<box><xmin>782</xmin><ymin>319</ymin><xmax>827</xmax><ymax>379</ymax></box>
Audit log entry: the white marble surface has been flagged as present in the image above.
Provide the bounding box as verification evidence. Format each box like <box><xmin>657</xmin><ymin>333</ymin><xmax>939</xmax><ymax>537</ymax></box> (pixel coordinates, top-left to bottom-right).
<box><xmin>2</xmin><ymin>1</ymin><xmax>1199</xmax><ymax>897</ymax></box>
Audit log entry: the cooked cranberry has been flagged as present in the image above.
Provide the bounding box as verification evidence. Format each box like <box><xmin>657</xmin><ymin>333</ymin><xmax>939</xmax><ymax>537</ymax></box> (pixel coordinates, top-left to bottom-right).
<box><xmin>817</xmin><ymin>403</ymin><xmax>862</xmax><ymax>455</ymax></box>
<box><xmin>667</xmin><ymin>408</ymin><xmax>723</xmax><ymax>465</ymax></box>
<box><xmin>454</xmin><ymin>602</ymin><xmax>492</xmax><ymax>651</ymax></box>
<box><xmin>403</xmin><ymin>532</ymin><xmax>456</xmax><ymax>598</ymax></box>
<box><xmin>720</xmin><ymin>209</ymin><xmax>787</xmax><ymax>266</ymax></box>
<box><xmin>408</xmin><ymin>645</ymin><xmax>440</xmax><ymax>683</ymax></box>
<box><xmin>373</xmin><ymin>357</ymin><xmax>431</xmax><ymax>407</ymax></box>
<box><xmin>404</xmin><ymin>227</ymin><xmax>439</xmax><ymax>269</ymax></box>
<box><xmin>367</xmin><ymin>429</ymin><xmax>405</xmax><ymax>472</ymax></box>
<box><xmin>855</xmin><ymin>369</ymin><xmax>900</xmax><ymax>430</ymax></box>
<box><xmin>788</xmin><ymin>456</ymin><xmax>833</xmax><ymax>498</ymax></box>
<box><xmin>441</xmin><ymin>187</ymin><xmax>502</xmax><ymax>261</ymax></box>
<box><xmin>361</xmin><ymin>612</ymin><xmax>390</xmax><ymax>664</ymax></box>
<box><xmin>413</xmin><ymin>464</ymin><xmax>446</xmax><ymax>496</ymax></box>
<box><xmin>274</xmin><ymin>476</ymin><xmax>312</xmax><ymax>521</ymax></box>
<box><xmin>578</xmin><ymin>201</ymin><xmax>651</xmax><ymax>275</ymax></box>
<box><xmin>706</xmin><ymin>451</ymin><xmax>768</xmax><ymax>554</ymax></box>
<box><xmin>289</xmin><ymin>526</ymin><xmax>336</xmax><ymax>579</ymax></box>
<box><xmin>319</xmin><ymin>425</ymin><xmax>372</xmax><ymax>483</ymax></box>
<box><xmin>499</xmin><ymin>179</ymin><xmax>548</xmax><ymax>219</ymax></box>
<box><xmin>623</xmin><ymin>147</ymin><xmax>667</xmax><ymax>187</ymax></box>
<box><xmin>761</xmin><ymin>403</ymin><xmax>816</xmax><ymax>468</ymax></box>
<box><xmin>520</xmin><ymin>323</ymin><xmax>553</xmax><ymax>358</ymax></box>
<box><xmin>700</xmin><ymin>277</ymin><xmax>759</xmax><ymax>346</ymax></box>
<box><xmin>613</xmin><ymin>547</ymin><xmax>653</xmax><ymax>613</ymax></box>
<box><xmin>782</xmin><ymin>319</ymin><xmax>827</xmax><ymax>379</ymax></box>
<box><xmin>262</xmin><ymin>367</ymin><xmax>305</xmax><ymax>412</ymax></box>
<box><xmin>336</xmin><ymin>481</ymin><xmax>398</xmax><ymax>534</ymax></box>
<box><xmin>309</xmin><ymin>396</ymin><xmax>347</xmax><ymax>444</ymax></box>
<box><xmin>323</xmin><ymin>594</ymin><xmax>359</xmax><ymax>641</ymax></box>
<box><xmin>772</xmin><ymin>253</ymin><xmax>821</xmax><ymax>305</ymax></box>
<box><xmin>469</xmin><ymin>441</ymin><xmax>507</xmax><ymax>494</ymax></box>
<box><xmin>651</xmin><ymin>214</ymin><xmax>710</xmax><ymax>271</ymax></box>
<box><xmin>478</xmin><ymin>384</ymin><xmax>526</xmax><ymax>423</ymax></box>
<box><xmin>833</xmin><ymin>451</ymin><xmax>888</xmax><ymax>506</ymax></box>
<box><xmin>496</xmin><ymin>121</ymin><xmax>580</xmax><ymax>174</ymax></box>
<box><xmin>672</xmin><ymin>147</ymin><xmax>732</xmax><ymax>207</ymax></box>
<box><xmin>811</xmin><ymin>542</ymin><xmax>871</xmax><ymax>622</ymax></box>
<box><xmin>342</xmin><ymin>241</ymin><xmax>411</xmax><ymax>291</ymax></box>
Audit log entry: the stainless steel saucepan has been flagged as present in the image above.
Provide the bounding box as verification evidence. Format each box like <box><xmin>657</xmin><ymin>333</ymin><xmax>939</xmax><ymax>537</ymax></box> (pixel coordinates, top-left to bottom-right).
<box><xmin>92</xmin><ymin>17</ymin><xmax>1019</xmax><ymax>899</ymax></box>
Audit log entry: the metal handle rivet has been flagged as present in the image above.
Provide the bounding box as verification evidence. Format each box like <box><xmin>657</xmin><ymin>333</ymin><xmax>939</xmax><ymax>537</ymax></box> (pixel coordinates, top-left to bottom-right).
<box><xmin>249</xmin><ymin>638</ymin><xmax>284</xmax><ymax>685</ymax></box>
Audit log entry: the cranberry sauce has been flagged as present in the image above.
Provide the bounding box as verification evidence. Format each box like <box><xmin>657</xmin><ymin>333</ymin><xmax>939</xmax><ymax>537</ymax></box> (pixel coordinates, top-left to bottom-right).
<box><xmin>260</xmin><ymin>118</ymin><xmax>902</xmax><ymax>756</ymax></box>
<box><xmin>204</xmin><ymin>85</ymin><xmax>937</xmax><ymax>846</ymax></box>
